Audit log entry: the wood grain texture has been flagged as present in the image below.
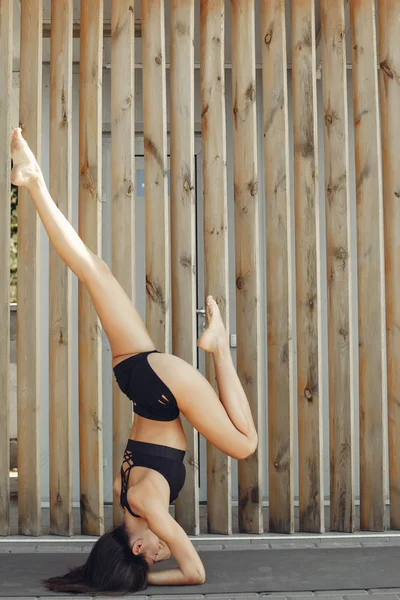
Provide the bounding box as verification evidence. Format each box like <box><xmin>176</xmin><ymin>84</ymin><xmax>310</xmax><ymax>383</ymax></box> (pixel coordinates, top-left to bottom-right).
<box><xmin>231</xmin><ymin>0</ymin><xmax>263</xmax><ymax>534</ymax></box>
<box><xmin>79</xmin><ymin>0</ymin><xmax>104</xmax><ymax>536</ymax></box>
<box><xmin>200</xmin><ymin>0</ymin><xmax>231</xmax><ymax>535</ymax></box>
<box><xmin>49</xmin><ymin>0</ymin><xmax>73</xmax><ymax>537</ymax></box>
<box><xmin>0</xmin><ymin>0</ymin><xmax>13</xmax><ymax>537</ymax></box>
<box><xmin>378</xmin><ymin>0</ymin><xmax>399</xmax><ymax>530</ymax></box>
<box><xmin>142</xmin><ymin>0</ymin><xmax>170</xmax><ymax>354</ymax></box>
<box><xmin>17</xmin><ymin>0</ymin><xmax>43</xmax><ymax>536</ymax></box>
<box><xmin>350</xmin><ymin>0</ymin><xmax>386</xmax><ymax>532</ymax></box>
<box><xmin>261</xmin><ymin>0</ymin><xmax>294</xmax><ymax>534</ymax></box>
<box><xmin>111</xmin><ymin>0</ymin><xmax>135</xmax><ymax>528</ymax></box>
<box><xmin>320</xmin><ymin>0</ymin><xmax>354</xmax><ymax>533</ymax></box>
<box><xmin>170</xmin><ymin>0</ymin><xmax>199</xmax><ymax>535</ymax></box>
<box><xmin>291</xmin><ymin>0</ymin><xmax>324</xmax><ymax>533</ymax></box>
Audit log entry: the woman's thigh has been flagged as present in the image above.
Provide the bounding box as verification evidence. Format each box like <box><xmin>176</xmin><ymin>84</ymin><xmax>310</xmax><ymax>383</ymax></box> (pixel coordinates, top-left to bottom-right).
<box><xmin>147</xmin><ymin>353</ymin><xmax>252</xmax><ymax>460</ymax></box>
<box><xmin>83</xmin><ymin>260</ymin><xmax>155</xmax><ymax>361</ymax></box>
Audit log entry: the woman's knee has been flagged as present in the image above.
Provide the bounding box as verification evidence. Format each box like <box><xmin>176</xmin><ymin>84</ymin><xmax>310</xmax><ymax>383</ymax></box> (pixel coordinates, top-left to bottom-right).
<box><xmin>235</xmin><ymin>432</ymin><xmax>258</xmax><ymax>460</ymax></box>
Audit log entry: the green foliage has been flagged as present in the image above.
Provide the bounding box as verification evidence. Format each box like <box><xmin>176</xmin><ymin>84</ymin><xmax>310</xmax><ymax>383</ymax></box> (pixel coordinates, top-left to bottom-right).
<box><xmin>10</xmin><ymin>185</ymin><xmax>17</xmax><ymax>303</ymax></box>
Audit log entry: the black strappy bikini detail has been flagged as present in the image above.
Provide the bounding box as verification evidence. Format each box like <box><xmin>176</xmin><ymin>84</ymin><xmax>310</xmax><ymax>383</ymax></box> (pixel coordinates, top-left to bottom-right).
<box><xmin>120</xmin><ymin>446</ymin><xmax>141</xmax><ymax>518</ymax></box>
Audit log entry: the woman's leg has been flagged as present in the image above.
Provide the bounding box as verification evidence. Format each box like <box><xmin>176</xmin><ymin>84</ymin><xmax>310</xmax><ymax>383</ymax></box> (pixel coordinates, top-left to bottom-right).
<box><xmin>10</xmin><ymin>128</ymin><xmax>154</xmax><ymax>362</ymax></box>
<box><xmin>147</xmin><ymin>297</ymin><xmax>258</xmax><ymax>460</ymax></box>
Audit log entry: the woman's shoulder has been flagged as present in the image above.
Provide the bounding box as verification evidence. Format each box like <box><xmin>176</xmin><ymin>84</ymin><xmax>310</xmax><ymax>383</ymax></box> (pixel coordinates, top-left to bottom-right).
<box><xmin>127</xmin><ymin>470</ymin><xmax>170</xmax><ymax>517</ymax></box>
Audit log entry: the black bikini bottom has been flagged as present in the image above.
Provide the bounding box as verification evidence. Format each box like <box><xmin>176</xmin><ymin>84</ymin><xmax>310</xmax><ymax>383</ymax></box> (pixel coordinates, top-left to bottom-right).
<box><xmin>113</xmin><ymin>351</ymin><xmax>180</xmax><ymax>422</ymax></box>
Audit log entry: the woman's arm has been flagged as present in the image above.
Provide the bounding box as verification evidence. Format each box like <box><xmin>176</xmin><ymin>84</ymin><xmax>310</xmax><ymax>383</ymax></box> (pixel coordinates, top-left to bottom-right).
<box><xmin>144</xmin><ymin>505</ymin><xmax>205</xmax><ymax>586</ymax></box>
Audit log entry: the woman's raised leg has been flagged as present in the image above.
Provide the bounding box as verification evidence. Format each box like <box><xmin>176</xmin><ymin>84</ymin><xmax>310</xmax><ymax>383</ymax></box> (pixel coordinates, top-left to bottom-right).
<box><xmin>10</xmin><ymin>128</ymin><xmax>154</xmax><ymax>362</ymax></box>
<box><xmin>147</xmin><ymin>296</ymin><xmax>258</xmax><ymax>460</ymax></box>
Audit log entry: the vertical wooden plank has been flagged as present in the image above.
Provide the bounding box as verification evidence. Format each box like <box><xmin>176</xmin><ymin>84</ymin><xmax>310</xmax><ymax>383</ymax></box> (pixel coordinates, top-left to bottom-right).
<box><xmin>320</xmin><ymin>0</ymin><xmax>354</xmax><ymax>532</ymax></box>
<box><xmin>142</xmin><ymin>0</ymin><xmax>170</xmax><ymax>353</ymax></box>
<box><xmin>291</xmin><ymin>0</ymin><xmax>324</xmax><ymax>533</ymax></box>
<box><xmin>111</xmin><ymin>0</ymin><xmax>135</xmax><ymax>528</ymax></box>
<box><xmin>200</xmin><ymin>0</ymin><xmax>232</xmax><ymax>535</ymax></box>
<box><xmin>18</xmin><ymin>0</ymin><xmax>43</xmax><ymax>537</ymax></box>
<box><xmin>261</xmin><ymin>0</ymin><xmax>294</xmax><ymax>534</ymax></box>
<box><xmin>231</xmin><ymin>0</ymin><xmax>263</xmax><ymax>534</ymax></box>
<box><xmin>350</xmin><ymin>0</ymin><xmax>386</xmax><ymax>532</ymax></box>
<box><xmin>379</xmin><ymin>0</ymin><xmax>400</xmax><ymax>531</ymax></box>
<box><xmin>0</xmin><ymin>0</ymin><xmax>13</xmax><ymax>537</ymax></box>
<box><xmin>79</xmin><ymin>0</ymin><xmax>104</xmax><ymax>536</ymax></box>
<box><xmin>170</xmin><ymin>0</ymin><xmax>199</xmax><ymax>535</ymax></box>
<box><xmin>49</xmin><ymin>0</ymin><xmax>73</xmax><ymax>537</ymax></box>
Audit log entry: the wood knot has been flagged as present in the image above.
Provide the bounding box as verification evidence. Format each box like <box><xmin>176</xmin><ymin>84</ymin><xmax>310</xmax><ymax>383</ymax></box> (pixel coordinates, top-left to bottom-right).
<box><xmin>155</xmin><ymin>52</ymin><xmax>162</xmax><ymax>65</ymax></box>
<box><xmin>308</xmin><ymin>298</ymin><xmax>314</xmax><ymax>309</ymax></box>
<box><xmin>183</xmin><ymin>178</ymin><xmax>191</xmax><ymax>192</ymax></box>
<box><xmin>236</xmin><ymin>277</ymin><xmax>244</xmax><ymax>290</ymax></box>
<box><xmin>57</xmin><ymin>493</ymin><xmax>62</xmax><ymax>504</ymax></box>
<box><xmin>395</xmin><ymin>191</ymin><xmax>400</xmax><ymax>198</ymax></box>
<box><xmin>264</xmin><ymin>31</ymin><xmax>272</xmax><ymax>45</ymax></box>
<box><xmin>124</xmin><ymin>95</ymin><xmax>132</xmax><ymax>109</ymax></box>
<box><xmin>274</xmin><ymin>462</ymin><xmax>279</xmax><ymax>469</ymax></box>
<box><xmin>380</xmin><ymin>60</ymin><xmax>394</xmax><ymax>79</ymax></box>
<box><xmin>325</xmin><ymin>114</ymin><xmax>333</xmax><ymax>125</ymax></box>
<box><xmin>126</xmin><ymin>181</ymin><xmax>133</xmax><ymax>196</ymax></box>
<box><xmin>248</xmin><ymin>181</ymin><xmax>257</xmax><ymax>196</ymax></box>
<box><xmin>304</xmin><ymin>388</ymin><xmax>312</xmax><ymax>401</ymax></box>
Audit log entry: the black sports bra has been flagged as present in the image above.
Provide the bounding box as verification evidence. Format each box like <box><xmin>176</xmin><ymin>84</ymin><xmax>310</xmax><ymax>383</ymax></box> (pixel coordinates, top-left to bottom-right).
<box><xmin>120</xmin><ymin>439</ymin><xmax>186</xmax><ymax>518</ymax></box>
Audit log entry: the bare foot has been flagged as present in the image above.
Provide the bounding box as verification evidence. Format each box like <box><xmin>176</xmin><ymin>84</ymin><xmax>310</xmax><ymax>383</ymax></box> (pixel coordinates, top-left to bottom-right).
<box><xmin>10</xmin><ymin>128</ymin><xmax>42</xmax><ymax>189</ymax></box>
<box><xmin>197</xmin><ymin>296</ymin><xmax>228</xmax><ymax>354</ymax></box>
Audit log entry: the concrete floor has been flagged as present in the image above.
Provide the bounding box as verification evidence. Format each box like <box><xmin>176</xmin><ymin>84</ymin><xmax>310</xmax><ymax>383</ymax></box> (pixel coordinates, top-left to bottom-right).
<box><xmin>4</xmin><ymin>492</ymin><xmax>400</xmax><ymax>599</ymax></box>
<box><xmin>2</xmin><ymin>539</ymin><xmax>400</xmax><ymax>599</ymax></box>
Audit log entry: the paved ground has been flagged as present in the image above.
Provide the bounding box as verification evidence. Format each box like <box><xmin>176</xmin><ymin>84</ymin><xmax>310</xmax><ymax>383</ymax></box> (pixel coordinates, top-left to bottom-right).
<box><xmin>2</xmin><ymin>535</ymin><xmax>400</xmax><ymax>599</ymax></box>
<box><xmin>7</xmin><ymin>593</ymin><xmax>400</xmax><ymax>600</ymax></box>
<box><xmin>4</xmin><ymin>497</ymin><xmax>400</xmax><ymax>599</ymax></box>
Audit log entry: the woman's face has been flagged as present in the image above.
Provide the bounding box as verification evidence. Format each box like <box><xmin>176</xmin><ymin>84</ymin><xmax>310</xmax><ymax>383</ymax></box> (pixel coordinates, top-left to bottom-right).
<box><xmin>141</xmin><ymin>529</ymin><xmax>161</xmax><ymax>565</ymax></box>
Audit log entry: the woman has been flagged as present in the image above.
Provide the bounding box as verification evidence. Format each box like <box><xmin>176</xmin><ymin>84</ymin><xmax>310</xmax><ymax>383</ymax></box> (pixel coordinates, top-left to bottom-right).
<box><xmin>10</xmin><ymin>127</ymin><xmax>258</xmax><ymax>594</ymax></box>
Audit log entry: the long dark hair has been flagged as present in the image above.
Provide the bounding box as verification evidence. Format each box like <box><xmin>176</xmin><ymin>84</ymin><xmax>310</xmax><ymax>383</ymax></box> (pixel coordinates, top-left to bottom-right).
<box><xmin>42</xmin><ymin>525</ymin><xmax>149</xmax><ymax>595</ymax></box>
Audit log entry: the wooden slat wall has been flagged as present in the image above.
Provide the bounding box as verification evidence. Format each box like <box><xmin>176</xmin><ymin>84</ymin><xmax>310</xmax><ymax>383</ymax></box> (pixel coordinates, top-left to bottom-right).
<box><xmin>18</xmin><ymin>0</ymin><xmax>43</xmax><ymax>537</ymax></box>
<box><xmin>142</xmin><ymin>0</ymin><xmax>170</xmax><ymax>353</ymax></box>
<box><xmin>231</xmin><ymin>0</ymin><xmax>263</xmax><ymax>534</ymax></box>
<box><xmin>170</xmin><ymin>0</ymin><xmax>199</xmax><ymax>535</ymax></box>
<box><xmin>49</xmin><ymin>0</ymin><xmax>73</xmax><ymax>537</ymax></box>
<box><xmin>379</xmin><ymin>0</ymin><xmax>400</xmax><ymax>531</ymax></box>
<box><xmin>350</xmin><ymin>0</ymin><xmax>386</xmax><ymax>532</ymax></box>
<box><xmin>200</xmin><ymin>0</ymin><xmax>231</xmax><ymax>535</ymax></box>
<box><xmin>320</xmin><ymin>0</ymin><xmax>354</xmax><ymax>532</ymax></box>
<box><xmin>0</xmin><ymin>0</ymin><xmax>13</xmax><ymax>538</ymax></box>
<box><xmin>261</xmin><ymin>0</ymin><xmax>293</xmax><ymax>534</ymax></box>
<box><xmin>111</xmin><ymin>0</ymin><xmax>135</xmax><ymax>527</ymax></box>
<box><xmin>291</xmin><ymin>0</ymin><xmax>323</xmax><ymax>533</ymax></box>
<box><xmin>79</xmin><ymin>0</ymin><xmax>104</xmax><ymax>536</ymax></box>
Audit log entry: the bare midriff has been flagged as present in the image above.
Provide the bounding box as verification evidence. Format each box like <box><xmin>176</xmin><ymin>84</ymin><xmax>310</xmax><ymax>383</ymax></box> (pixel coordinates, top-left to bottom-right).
<box><xmin>128</xmin><ymin>413</ymin><xmax>187</xmax><ymax>452</ymax></box>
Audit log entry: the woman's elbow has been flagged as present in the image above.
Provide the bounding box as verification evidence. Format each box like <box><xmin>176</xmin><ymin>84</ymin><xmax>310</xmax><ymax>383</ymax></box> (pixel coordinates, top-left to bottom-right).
<box><xmin>187</xmin><ymin>566</ymin><xmax>206</xmax><ymax>585</ymax></box>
